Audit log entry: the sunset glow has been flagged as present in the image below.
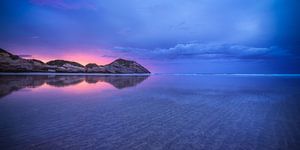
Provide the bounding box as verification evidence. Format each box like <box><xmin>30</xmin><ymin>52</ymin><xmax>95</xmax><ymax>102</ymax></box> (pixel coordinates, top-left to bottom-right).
<box><xmin>32</xmin><ymin>52</ymin><xmax>113</xmax><ymax>65</ymax></box>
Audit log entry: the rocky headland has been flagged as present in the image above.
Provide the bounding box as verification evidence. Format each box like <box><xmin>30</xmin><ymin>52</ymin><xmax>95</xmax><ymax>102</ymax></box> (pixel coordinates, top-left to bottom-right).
<box><xmin>0</xmin><ymin>48</ymin><xmax>150</xmax><ymax>73</ymax></box>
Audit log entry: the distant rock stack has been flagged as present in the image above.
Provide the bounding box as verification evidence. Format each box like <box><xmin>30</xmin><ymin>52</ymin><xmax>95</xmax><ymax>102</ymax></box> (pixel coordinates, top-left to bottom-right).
<box><xmin>0</xmin><ymin>48</ymin><xmax>151</xmax><ymax>74</ymax></box>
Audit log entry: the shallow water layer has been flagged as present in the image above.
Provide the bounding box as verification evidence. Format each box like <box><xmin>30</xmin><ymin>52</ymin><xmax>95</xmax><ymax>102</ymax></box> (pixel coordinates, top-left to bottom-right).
<box><xmin>0</xmin><ymin>75</ymin><xmax>300</xmax><ymax>150</ymax></box>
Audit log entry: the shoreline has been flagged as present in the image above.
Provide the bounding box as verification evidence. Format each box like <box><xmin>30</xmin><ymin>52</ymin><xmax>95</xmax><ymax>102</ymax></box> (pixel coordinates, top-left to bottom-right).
<box><xmin>0</xmin><ymin>72</ymin><xmax>300</xmax><ymax>77</ymax></box>
<box><xmin>0</xmin><ymin>72</ymin><xmax>151</xmax><ymax>76</ymax></box>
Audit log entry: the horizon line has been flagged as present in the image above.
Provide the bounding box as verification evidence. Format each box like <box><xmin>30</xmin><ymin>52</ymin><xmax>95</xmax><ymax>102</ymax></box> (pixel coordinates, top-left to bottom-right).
<box><xmin>0</xmin><ymin>72</ymin><xmax>300</xmax><ymax>77</ymax></box>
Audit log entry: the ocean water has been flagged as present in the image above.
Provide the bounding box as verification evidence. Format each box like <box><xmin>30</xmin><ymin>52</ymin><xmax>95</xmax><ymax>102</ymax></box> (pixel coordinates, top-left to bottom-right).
<box><xmin>0</xmin><ymin>74</ymin><xmax>300</xmax><ymax>150</ymax></box>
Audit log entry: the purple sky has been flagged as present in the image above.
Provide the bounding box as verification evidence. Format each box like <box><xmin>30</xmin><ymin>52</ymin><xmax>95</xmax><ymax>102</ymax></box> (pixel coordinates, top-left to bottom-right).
<box><xmin>0</xmin><ymin>0</ymin><xmax>299</xmax><ymax>73</ymax></box>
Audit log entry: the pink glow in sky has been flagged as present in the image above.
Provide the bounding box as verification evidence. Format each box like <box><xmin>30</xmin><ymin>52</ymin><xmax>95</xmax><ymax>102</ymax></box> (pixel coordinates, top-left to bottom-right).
<box><xmin>32</xmin><ymin>53</ymin><xmax>113</xmax><ymax>66</ymax></box>
<box><xmin>10</xmin><ymin>46</ymin><xmax>115</xmax><ymax>65</ymax></box>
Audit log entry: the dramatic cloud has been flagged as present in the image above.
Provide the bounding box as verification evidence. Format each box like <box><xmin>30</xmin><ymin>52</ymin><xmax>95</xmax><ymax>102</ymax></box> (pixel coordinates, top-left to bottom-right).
<box><xmin>113</xmin><ymin>43</ymin><xmax>289</xmax><ymax>60</ymax></box>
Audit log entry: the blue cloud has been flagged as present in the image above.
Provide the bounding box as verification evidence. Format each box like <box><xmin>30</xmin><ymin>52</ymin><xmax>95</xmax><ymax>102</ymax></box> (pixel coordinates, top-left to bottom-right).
<box><xmin>30</xmin><ymin>0</ymin><xmax>96</xmax><ymax>10</ymax></box>
<box><xmin>113</xmin><ymin>43</ymin><xmax>290</xmax><ymax>60</ymax></box>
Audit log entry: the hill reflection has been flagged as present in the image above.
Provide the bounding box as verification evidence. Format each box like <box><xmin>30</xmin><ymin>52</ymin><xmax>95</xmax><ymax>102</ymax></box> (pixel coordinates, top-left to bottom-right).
<box><xmin>0</xmin><ymin>75</ymin><xmax>149</xmax><ymax>98</ymax></box>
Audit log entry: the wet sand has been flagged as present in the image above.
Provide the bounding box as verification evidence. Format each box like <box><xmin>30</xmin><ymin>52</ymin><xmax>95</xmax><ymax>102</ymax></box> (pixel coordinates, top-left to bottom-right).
<box><xmin>0</xmin><ymin>75</ymin><xmax>299</xmax><ymax>149</ymax></box>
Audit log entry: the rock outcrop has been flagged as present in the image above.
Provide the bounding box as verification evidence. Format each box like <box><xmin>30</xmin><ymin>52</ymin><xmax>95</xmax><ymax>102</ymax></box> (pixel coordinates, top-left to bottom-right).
<box><xmin>46</xmin><ymin>60</ymin><xmax>85</xmax><ymax>73</ymax></box>
<box><xmin>104</xmin><ymin>59</ymin><xmax>151</xmax><ymax>74</ymax></box>
<box><xmin>0</xmin><ymin>48</ymin><xmax>151</xmax><ymax>74</ymax></box>
<box><xmin>85</xmin><ymin>63</ymin><xmax>108</xmax><ymax>73</ymax></box>
<box><xmin>0</xmin><ymin>48</ymin><xmax>50</xmax><ymax>72</ymax></box>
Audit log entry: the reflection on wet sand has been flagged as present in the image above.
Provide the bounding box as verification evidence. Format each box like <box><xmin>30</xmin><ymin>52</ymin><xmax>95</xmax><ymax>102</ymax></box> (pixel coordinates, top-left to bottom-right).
<box><xmin>85</xmin><ymin>76</ymin><xmax>150</xmax><ymax>89</ymax></box>
<box><xmin>0</xmin><ymin>75</ymin><xmax>149</xmax><ymax>98</ymax></box>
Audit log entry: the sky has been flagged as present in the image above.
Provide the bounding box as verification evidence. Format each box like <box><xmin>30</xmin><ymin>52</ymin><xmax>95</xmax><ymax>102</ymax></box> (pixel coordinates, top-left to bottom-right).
<box><xmin>0</xmin><ymin>0</ymin><xmax>299</xmax><ymax>73</ymax></box>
